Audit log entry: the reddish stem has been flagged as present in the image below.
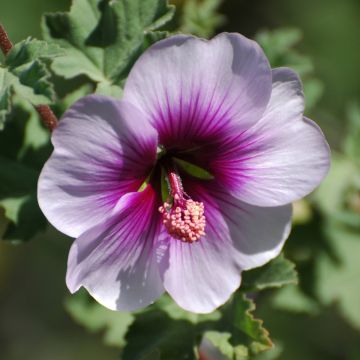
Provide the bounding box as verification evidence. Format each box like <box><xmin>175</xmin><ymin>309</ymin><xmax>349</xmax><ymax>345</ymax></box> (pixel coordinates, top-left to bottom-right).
<box><xmin>35</xmin><ymin>105</ymin><xmax>58</xmax><ymax>131</ymax></box>
<box><xmin>0</xmin><ymin>23</ymin><xmax>58</xmax><ymax>131</ymax></box>
<box><xmin>0</xmin><ymin>24</ymin><xmax>13</xmax><ymax>55</ymax></box>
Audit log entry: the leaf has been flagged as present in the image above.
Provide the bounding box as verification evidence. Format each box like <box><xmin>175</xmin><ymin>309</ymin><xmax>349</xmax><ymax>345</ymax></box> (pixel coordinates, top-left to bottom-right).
<box><xmin>0</xmin><ymin>38</ymin><xmax>62</xmax><ymax>129</ymax></box>
<box><xmin>231</xmin><ymin>294</ymin><xmax>273</xmax><ymax>354</ymax></box>
<box><xmin>217</xmin><ymin>294</ymin><xmax>273</xmax><ymax>357</ymax></box>
<box><xmin>42</xmin><ymin>0</ymin><xmax>175</xmax><ymax>86</ymax></box>
<box><xmin>155</xmin><ymin>294</ymin><xmax>221</xmax><ymax>324</ymax></box>
<box><xmin>5</xmin><ymin>38</ymin><xmax>63</xmax><ymax>104</ymax></box>
<box><xmin>65</xmin><ymin>289</ymin><xmax>134</xmax><ymax>348</ymax></box>
<box><xmin>0</xmin><ymin>99</ymin><xmax>50</xmax><ymax>242</ymax></box>
<box><xmin>344</xmin><ymin>102</ymin><xmax>360</xmax><ymax>164</ymax></box>
<box><xmin>174</xmin><ymin>157</ymin><xmax>214</xmax><ymax>180</ymax></box>
<box><xmin>255</xmin><ymin>28</ymin><xmax>303</xmax><ymax>69</ymax></box>
<box><xmin>123</xmin><ymin>308</ymin><xmax>197</xmax><ymax>360</ymax></box>
<box><xmin>5</xmin><ymin>38</ymin><xmax>64</xmax><ymax>69</ymax></box>
<box><xmin>255</xmin><ymin>27</ymin><xmax>323</xmax><ymax>110</ymax></box>
<box><xmin>271</xmin><ymin>285</ymin><xmax>320</xmax><ymax>315</ymax></box>
<box><xmin>0</xmin><ymin>68</ymin><xmax>13</xmax><ymax>129</ymax></box>
<box><xmin>241</xmin><ymin>254</ymin><xmax>298</xmax><ymax>292</ymax></box>
<box><xmin>316</xmin><ymin>221</ymin><xmax>360</xmax><ymax>330</ymax></box>
<box><xmin>314</xmin><ymin>153</ymin><xmax>360</xmax><ymax>230</ymax></box>
<box><xmin>180</xmin><ymin>0</ymin><xmax>226</xmax><ymax>38</ymax></box>
<box><xmin>303</xmin><ymin>78</ymin><xmax>324</xmax><ymax>112</ymax></box>
<box><xmin>202</xmin><ymin>331</ymin><xmax>236</xmax><ymax>360</ymax></box>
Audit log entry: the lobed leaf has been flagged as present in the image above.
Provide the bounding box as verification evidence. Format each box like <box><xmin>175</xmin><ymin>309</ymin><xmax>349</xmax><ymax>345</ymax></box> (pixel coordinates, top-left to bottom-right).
<box><xmin>42</xmin><ymin>0</ymin><xmax>175</xmax><ymax>87</ymax></box>
<box><xmin>241</xmin><ymin>254</ymin><xmax>298</xmax><ymax>292</ymax></box>
<box><xmin>0</xmin><ymin>38</ymin><xmax>62</xmax><ymax>128</ymax></box>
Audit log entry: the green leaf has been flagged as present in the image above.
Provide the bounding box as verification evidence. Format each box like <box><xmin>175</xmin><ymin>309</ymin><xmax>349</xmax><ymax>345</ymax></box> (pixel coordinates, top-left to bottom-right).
<box><xmin>155</xmin><ymin>294</ymin><xmax>221</xmax><ymax>324</ymax></box>
<box><xmin>65</xmin><ymin>289</ymin><xmax>134</xmax><ymax>348</ymax></box>
<box><xmin>0</xmin><ymin>38</ymin><xmax>62</xmax><ymax>128</ymax></box>
<box><xmin>303</xmin><ymin>78</ymin><xmax>324</xmax><ymax>111</ymax></box>
<box><xmin>56</xmin><ymin>83</ymin><xmax>93</xmax><ymax>115</ymax></box>
<box><xmin>0</xmin><ymin>99</ymin><xmax>50</xmax><ymax>242</ymax></box>
<box><xmin>255</xmin><ymin>28</ymin><xmax>303</xmax><ymax>69</ymax></box>
<box><xmin>271</xmin><ymin>285</ymin><xmax>320</xmax><ymax>315</ymax></box>
<box><xmin>0</xmin><ymin>68</ymin><xmax>13</xmax><ymax>129</ymax></box>
<box><xmin>202</xmin><ymin>331</ymin><xmax>235</xmax><ymax>359</ymax></box>
<box><xmin>5</xmin><ymin>38</ymin><xmax>63</xmax><ymax>104</ymax></box>
<box><xmin>217</xmin><ymin>294</ymin><xmax>273</xmax><ymax>357</ymax></box>
<box><xmin>256</xmin><ymin>27</ymin><xmax>323</xmax><ymax>110</ymax></box>
<box><xmin>123</xmin><ymin>308</ymin><xmax>197</xmax><ymax>360</ymax></box>
<box><xmin>174</xmin><ymin>157</ymin><xmax>214</xmax><ymax>180</ymax></box>
<box><xmin>314</xmin><ymin>153</ymin><xmax>360</xmax><ymax>230</ymax></box>
<box><xmin>231</xmin><ymin>294</ymin><xmax>273</xmax><ymax>354</ymax></box>
<box><xmin>316</xmin><ymin>221</ymin><xmax>360</xmax><ymax>329</ymax></box>
<box><xmin>5</xmin><ymin>38</ymin><xmax>64</xmax><ymax>69</ymax></box>
<box><xmin>42</xmin><ymin>0</ymin><xmax>175</xmax><ymax>86</ymax></box>
<box><xmin>241</xmin><ymin>254</ymin><xmax>298</xmax><ymax>292</ymax></box>
<box><xmin>344</xmin><ymin>102</ymin><xmax>360</xmax><ymax>164</ymax></box>
<box><xmin>180</xmin><ymin>0</ymin><xmax>226</xmax><ymax>38</ymax></box>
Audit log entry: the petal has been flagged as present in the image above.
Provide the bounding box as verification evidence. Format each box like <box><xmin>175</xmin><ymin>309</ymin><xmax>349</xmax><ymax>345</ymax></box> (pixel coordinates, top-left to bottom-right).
<box><xmin>123</xmin><ymin>33</ymin><xmax>272</xmax><ymax>148</ymax></box>
<box><xmin>66</xmin><ymin>185</ymin><xmax>164</xmax><ymax>311</ymax></box>
<box><xmin>38</xmin><ymin>95</ymin><xmax>158</xmax><ymax>237</ymax></box>
<box><xmin>208</xmin><ymin>67</ymin><xmax>330</xmax><ymax>206</ymax></box>
<box><xmin>158</xmin><ymin>180</ymin><xmax>291</xmax><ymax>313</ymax></box>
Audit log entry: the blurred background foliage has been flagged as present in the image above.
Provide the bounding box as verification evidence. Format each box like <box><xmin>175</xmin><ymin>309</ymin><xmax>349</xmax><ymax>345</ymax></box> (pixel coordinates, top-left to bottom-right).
<box><xmin>1</xmin><ymin>0</ymin><xmax>360</xmax><ymax>359</ymax></box>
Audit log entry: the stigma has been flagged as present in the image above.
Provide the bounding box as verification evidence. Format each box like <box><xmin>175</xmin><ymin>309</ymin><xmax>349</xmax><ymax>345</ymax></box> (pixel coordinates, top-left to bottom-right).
<box><xmin>158</xmin><ymin>171</ymin><xmax>206</xmax><ymax>243</ymax></box>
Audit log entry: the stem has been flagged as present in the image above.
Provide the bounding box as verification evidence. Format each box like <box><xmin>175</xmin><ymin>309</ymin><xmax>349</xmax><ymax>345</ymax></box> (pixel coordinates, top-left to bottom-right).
<box><xmin>0</xmin><ymin>24</ymin><xmax>13</xmax><ymax>55</ymax></box>
<box><xmin>0</xmin><ymin>23</ymin><xmax>58</xmax><ymax>131</ymax></box>
<box><xmin>35</xmin><ymin>105</ymin><xmax>58</xmax><ymax>131</ymax></box>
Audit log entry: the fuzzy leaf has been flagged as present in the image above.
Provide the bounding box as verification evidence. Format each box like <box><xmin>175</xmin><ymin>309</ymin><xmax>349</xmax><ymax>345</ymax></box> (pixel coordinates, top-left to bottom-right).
<box><xmin>0</xmin><ymin>38</ymin><xmax>62</xmax><ymax>129</ymax></box>
<box><xmin>42</xmin><ymin>0</ymin><xmax>175</xmax><ymax>85</ymax></box>
<box><xmin>5</xmin><ymin>38</ymin><xmax>64</xmax><ymax>69</ymax></box>
<box><xmin>241</xmin><ymin>254</ymin><xmax>298</xmax><ymax>292</ymax></box>
<box><xmin>5</xmin><ymin>38</ymin><xmax>63</xmax><ymax>104</ymax></box>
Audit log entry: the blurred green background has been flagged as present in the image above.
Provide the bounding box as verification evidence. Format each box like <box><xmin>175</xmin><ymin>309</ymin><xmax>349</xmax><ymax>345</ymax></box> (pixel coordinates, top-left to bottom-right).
<box><xmin>1</xmin><ymin>0</ymin><xmax>360</xmax><ymax>359</ymax></box>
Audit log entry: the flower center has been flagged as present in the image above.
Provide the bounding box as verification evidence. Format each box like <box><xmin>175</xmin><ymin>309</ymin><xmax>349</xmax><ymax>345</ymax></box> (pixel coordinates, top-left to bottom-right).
<box><xmin>158</xmin><ymin>171</ymin><xmax>206</xmax><ymax>243</ymax></box>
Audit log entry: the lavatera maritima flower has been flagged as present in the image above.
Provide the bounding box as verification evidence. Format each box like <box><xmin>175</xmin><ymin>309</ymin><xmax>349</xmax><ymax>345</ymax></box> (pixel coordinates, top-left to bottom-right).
<box><xmin>38</xmin><ymin>33</ymin><xmax>330</xmax><ymax>314</ymax></box>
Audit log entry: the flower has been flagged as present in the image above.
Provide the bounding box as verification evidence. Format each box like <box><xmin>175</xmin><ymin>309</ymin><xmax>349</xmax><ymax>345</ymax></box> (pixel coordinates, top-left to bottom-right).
<box><xmin>38</xmin><ymin>33</ymin><xmax>330</xmax><ymax>313</ymax></box>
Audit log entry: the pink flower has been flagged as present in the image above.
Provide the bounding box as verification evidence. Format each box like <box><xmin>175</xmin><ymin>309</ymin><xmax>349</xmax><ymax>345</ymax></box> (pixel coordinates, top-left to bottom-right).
<box><xmin>38</xmin><ymin>33</ymin><xmax>330</xmax><ymax>313</ymax></box>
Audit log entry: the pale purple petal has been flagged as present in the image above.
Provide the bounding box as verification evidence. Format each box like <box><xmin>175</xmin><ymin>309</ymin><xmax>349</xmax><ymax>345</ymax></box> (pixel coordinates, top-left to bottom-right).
<box><xmin>123</xmin><ymin>33</ymin><xmax>272</xmax><ymax>148</ymax></box>
<box><xmin>158</xmin><ymin>180</ymin><xmax>291</xmax><ymax>313</ymax></box>
<box><xmin>38</xmin><ymin>95</ymin><xmax>158</xmax><ymax>238</ymax></box>
<box><xmin>205</xmin><ymin>67</ymin><xmax>330</xmax><ymax>206</ymax></box>
<box><xmin>66</xmin><ymin>186</ymin><xmax>164</xmax><ymax>311</ymax></box>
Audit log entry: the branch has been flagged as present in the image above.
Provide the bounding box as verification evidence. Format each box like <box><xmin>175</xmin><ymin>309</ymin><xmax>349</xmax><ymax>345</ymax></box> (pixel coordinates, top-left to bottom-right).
<box><xmin>0</xmin><ymin>23</ymin><xmax>58</xmax><ymax>131</ymax></box>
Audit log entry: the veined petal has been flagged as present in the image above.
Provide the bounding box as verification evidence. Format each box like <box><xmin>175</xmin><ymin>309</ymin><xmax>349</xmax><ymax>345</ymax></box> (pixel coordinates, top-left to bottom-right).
<box><xmin>123</xmin><ymin>33</ymin><xmax>272</xmax><ymax>148</ymax></box>
<box><xmin>208</xmin><ymin>68</ymin><xmax>330</xmax><ymax>206</ymax></box>
<box><xmin>158</xmin><ymin>180</ymin><xmax>291</xmax><ymax>313</ymax></box>
<box><xmin>38</xmin><ymin>95</ymin><xmax>158</xmax><ymax>238</ymax></box>
<box><xmin>66</xmin><ymin>185</ymin><xmax>164</xmax><ymax>311</ymax></box>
